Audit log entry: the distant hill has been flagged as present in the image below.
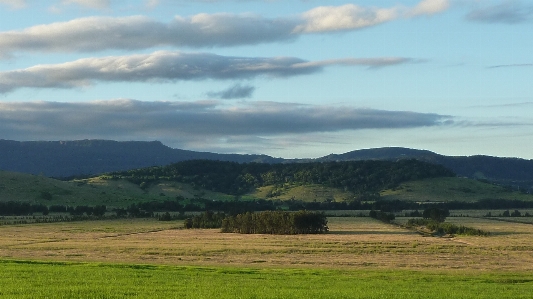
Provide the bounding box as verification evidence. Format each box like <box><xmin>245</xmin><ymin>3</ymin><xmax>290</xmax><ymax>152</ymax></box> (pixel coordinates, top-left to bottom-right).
<box><xmin>0</xmin><ymin>140</ymin><xmax>532</xmax><ymax>191</ymax></box>
<box><xmin>317</xmin><ymin>147</ymin><xmax>533</xmax><ymax>191</ymax></box>
<box><xmin>0</xmin><ymin>139</ymin><xmax>282</xmax><ymax>178</ymax></box>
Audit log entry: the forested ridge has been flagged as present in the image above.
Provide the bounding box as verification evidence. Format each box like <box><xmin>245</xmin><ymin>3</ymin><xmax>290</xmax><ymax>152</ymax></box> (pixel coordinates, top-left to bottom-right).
<box><xmin>107</xmin><ymin>159</ymin><xmax>455</xmax><ymax>195</ymax></box>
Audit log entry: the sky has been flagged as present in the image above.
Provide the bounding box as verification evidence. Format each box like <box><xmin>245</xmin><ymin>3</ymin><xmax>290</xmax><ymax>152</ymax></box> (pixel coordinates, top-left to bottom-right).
<box><xmin>0</xmin><ymin>0</ymin><xmax>532</xmax><ymax>159</ymax></box>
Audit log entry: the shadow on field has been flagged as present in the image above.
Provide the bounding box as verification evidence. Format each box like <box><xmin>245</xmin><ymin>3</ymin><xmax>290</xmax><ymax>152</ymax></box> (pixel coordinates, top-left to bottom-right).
<box><xmin>485</xmin><ymin>231</ymin><xmax>528</xmax><ymax>236</ymax></box>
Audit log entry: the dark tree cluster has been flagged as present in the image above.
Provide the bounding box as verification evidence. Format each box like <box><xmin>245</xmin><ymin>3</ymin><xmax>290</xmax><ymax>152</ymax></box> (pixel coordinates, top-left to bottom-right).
<box><xmin>221</xmin><ymin>210</ymin><xmax>328</xmax><ymax>235</ymax></box>
<box><xmin>369</xmin><ymin>210</ymin><xmax>395</xmax><ymax>223</ymax></box>
<box><xmin>422</xmin><ymin>207</ymin><xmax>449</xmax><ymax>223</ymax></box>
<box><xmin>183</xmin><ymin>211</ymin><xmax>225</xmax><ymax>229</ymax></box>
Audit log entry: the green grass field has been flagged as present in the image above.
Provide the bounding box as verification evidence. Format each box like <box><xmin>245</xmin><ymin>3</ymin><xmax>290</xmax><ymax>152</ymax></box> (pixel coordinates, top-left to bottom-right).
<box><xmin>1</xmin><ymin>260</ymin><xmax>533</xmax><ymax>299</ymax></box>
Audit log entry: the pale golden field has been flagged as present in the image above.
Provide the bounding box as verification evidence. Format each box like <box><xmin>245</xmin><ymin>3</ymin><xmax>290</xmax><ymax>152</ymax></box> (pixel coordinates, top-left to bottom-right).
<box><xmin>0</xmin><ymin>217</ymin><xmax>532</xmax><ymax>271</ymax></box>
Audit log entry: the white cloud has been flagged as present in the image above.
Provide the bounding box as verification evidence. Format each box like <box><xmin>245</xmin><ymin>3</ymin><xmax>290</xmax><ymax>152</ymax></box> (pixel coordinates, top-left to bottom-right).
<box><xmin>0</xmin><ymin>15</ymin><xmax>296</xmax><ymax>57</ymax></box>
<box><xmin>409</xmin><ymin>0</ymin><xmax>450</xmax><ymax>16</ymax></box>
<box><xmin>0</xmin><ymin>1</ymin><xmax>451</xmax><ymax>57</ymax></box>
<box><xmin>295</xmin><ymin>0</ymin><xmax>450</xmax><ymax>33</ymax></box>
<box><xmin>0</xmin><ymin>51</ymin><xmax>415</xmax><ymax>93</ymax></box>
<box><xmin>294</xmin><ymin>4</ymin><xmax>399</xmax><ymax>33</ymax></box>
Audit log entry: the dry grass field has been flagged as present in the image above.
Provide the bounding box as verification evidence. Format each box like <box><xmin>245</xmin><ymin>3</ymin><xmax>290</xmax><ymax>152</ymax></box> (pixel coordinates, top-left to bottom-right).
<box><xmin>0</xmin><ymin>216</ymin><xmax>532</xmax><ymax>272</ymax></box>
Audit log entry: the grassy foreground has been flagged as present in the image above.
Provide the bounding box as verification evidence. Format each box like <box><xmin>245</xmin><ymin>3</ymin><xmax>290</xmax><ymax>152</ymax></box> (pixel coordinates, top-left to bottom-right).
<box><xmin>1</xmin><ymin>260</ymin><xmax>533</xmax><ymax>299</ymax></box>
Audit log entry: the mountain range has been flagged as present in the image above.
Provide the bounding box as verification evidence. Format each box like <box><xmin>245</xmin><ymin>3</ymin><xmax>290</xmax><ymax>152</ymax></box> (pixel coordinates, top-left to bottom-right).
<box><xmin>0</xmin><ymin>139</ymin><xmax>531</xmax><ymax>191</ymax></box>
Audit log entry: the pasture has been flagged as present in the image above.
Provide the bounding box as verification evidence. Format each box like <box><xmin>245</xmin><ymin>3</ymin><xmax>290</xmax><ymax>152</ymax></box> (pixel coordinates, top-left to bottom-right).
<box><xmin>1</xmin><ymin>216</ymin><xmax>532</xmax><ymax>298</ymax></box>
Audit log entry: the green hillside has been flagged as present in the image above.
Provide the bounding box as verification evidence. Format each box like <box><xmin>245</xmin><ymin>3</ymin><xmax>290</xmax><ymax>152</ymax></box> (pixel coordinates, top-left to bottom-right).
<box><xmin>1</xmin><ymin>159</ymin><xmax>532</xmax><ymax>212</ymax></box>
<box><xmin>252</xmin><ymin>184</ymin><xmax>354</xmax><ymax>202</ymax></box>
<box><xmin>380</xmin><ymin>177</ymin><xmax>532</xmax><ymax>202</ymax></box>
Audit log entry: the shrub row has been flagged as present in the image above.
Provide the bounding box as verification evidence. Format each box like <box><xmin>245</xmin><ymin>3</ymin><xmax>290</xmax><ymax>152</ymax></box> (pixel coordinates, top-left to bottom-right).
<box><xmin>406</xmin><ymin>218</ymin><xmax>489</xmax><ymax>236</ymax></box>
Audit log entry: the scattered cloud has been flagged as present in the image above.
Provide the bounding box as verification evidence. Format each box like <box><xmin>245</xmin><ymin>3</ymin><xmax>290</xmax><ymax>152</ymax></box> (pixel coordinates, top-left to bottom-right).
<box><xmin>466</xmin><ymin>1</ymin><xmax>533</xmax><ymax>24</ymax></box>
<box><xmin>293</xmin><ymin>57</ymin><xmax>417</xmax><ymax>69</ymax></box>
<box><xmin>488</xmin><ymin>63</ymin><xmax>533</xmax><ymax>68</ymax></box>
<box><xmin>293</xmin><ymin>4</ymin><xmax>399</xmax><ymax>33</ymax></box>
<box><xmin>0</xmin><ymin>51</ymin><xmax>415</xmax><ymax>93</ymax></box>
<box><xmin>0</xmin><ymin>99</ymin><xmax>453</xmax><ymax>147</ymax></box>
<box><xmin>60</xmin><ymin>0</ymin><xmax>110</xmax><ymax>9</ymax></box>
<box><xmin>0</xmin><ymin>0</ymin><xmax>26</xmax><ymax>9</ymax></box>
<box><xmin>0</xmin><ymin>0</ymin><xmax>451</xmax><ymax>57</ymax></box>
<box><xmin>467</xmin><ymin>101</ymin><xmax>533</xmax><ymax>108</ymax></box>
<box><xmin>207</xmin><ymin>84</ymin><xmax>256</xmax><ymax>99</ymax></box>
<box><xmin>145</xmin><ymin>0</ymin><xmax>160</xmax><ymax>8</ymax></box>
<box><xmin>294</xmin><ymin>0</ymin><xmax>450</xmax><ymax>33</ymax></box>
<box><xmin>409</xmin><ymin>0</ymin><xmax>450</xmax><ymax>16</ymax></box>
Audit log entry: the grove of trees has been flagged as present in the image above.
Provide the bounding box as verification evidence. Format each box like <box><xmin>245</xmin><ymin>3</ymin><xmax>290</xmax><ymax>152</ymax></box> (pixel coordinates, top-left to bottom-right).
<box><xmin>221</xmin><ymin>210</ymin><xmax>328</xmax><ymax>234</ymax></box>
<box><xmin>183</xmin><ymin>210</ymin><xmax>328</xmax><ymax>235</ymax></box>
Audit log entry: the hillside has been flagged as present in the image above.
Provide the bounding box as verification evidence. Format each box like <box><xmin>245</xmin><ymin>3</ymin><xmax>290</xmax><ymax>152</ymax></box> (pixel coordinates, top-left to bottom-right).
<box><xmin>317</xmin><ymin>147</ymin><xmax>533</xmax><ymax>191</ymax></box>
<box><xmin>107</xmin><ymin>159</ymin><xmax>456</xmax><ymax>196</ymax></box>
<box><xmin>0</xmin><ymin>159</ymin><xmax>532</xmax><ymax>213</ymax></box>
<box><xmin>380</xmin><ymin>177</ymin><xmax>532</xmax><ymax>203</ymax></box>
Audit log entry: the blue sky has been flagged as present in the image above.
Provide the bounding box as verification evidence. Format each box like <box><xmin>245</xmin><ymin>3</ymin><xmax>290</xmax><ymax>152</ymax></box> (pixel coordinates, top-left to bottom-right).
<box><xmin>0</xmin><ymin>0</ymin><xmax>532</xmax><ymax>159</ymax></box>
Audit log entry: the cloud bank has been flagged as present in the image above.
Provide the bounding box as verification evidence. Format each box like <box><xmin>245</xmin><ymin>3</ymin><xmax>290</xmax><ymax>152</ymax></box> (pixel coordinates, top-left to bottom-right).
<box><xmin>0</xmin><ymin>100</ymin><xmax>452</xmax><ymax>147</ymax></box>
<box><xmin>0</xmin><ymin>0</ymin><xmax>450</xmax><ymax>56</ymax></box>
<box><xmin>0</xmin><ymin>51</ymin><xmax>414</xmax><ymax>93</ymax></box>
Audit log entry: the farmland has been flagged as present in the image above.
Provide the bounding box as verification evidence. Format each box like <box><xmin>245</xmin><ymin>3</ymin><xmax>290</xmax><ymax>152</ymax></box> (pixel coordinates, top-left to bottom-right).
<box><xmin>1</xmin><ymin>216</ymin><xmax>533</xmax><ymax>297</ymax></box>
<box><xmin>2</xmin><ymin>162</ymin><xmax>533</xmax><ymax>298</ymax></box>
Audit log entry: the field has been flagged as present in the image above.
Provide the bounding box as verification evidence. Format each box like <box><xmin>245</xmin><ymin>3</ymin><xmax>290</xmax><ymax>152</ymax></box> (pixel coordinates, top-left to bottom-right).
<box><xmin>1</xmin><ymin>216</ymin><xmax>533</xmax><ymax>298</ymax></box>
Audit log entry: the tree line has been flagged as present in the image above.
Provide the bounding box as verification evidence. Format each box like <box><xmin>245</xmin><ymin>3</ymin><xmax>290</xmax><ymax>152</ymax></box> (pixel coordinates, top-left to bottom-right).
<box><xmin>2</xmin><ymin>196</ymin><xmax>533</xmax><ymax>217</ymax></box>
